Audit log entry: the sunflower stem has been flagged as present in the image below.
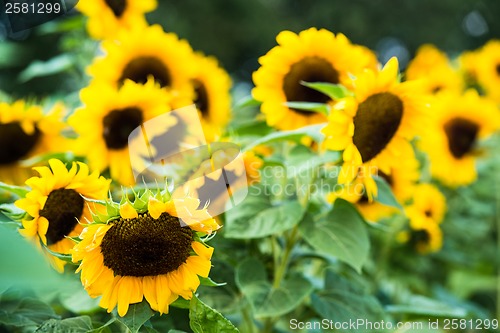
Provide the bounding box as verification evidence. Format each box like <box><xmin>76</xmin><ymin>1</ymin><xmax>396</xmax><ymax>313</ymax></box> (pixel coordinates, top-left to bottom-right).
<box><xmin>241</xmin><ymin>302</ymin><xmax>256</xmax><ymax>333</ymax></box>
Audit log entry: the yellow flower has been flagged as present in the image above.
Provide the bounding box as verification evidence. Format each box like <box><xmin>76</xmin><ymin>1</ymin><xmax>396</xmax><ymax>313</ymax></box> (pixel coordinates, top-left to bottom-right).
<box><xmin>0</xmin><ymin>101</ymin><xmax>66</xmax><ymax>185</ymax></box>
<box><xmin>472</xmin><ymin>40</ymin><xmax>500</xmax><ymax>102</ymax></box>
<box><xmin>398</xmin><ymin>222</ymin><xmax>443</xmax><ymax>255</ymax></box>
<box><xmin>419</xmin><ymin>90</ymin><xmax>500</xmax><ymax>187</ymax></box>
<box><xmin>322</xmin><ymin>57</ymin><xmax>428</xmax><ymax>199</ymax></box>
<box><xmin>87</xmin><ymin>25</ymin><xmax>195</xmax><ymax>106</ymax></box>
<box><xmin>405</xmin><ymin>183</ymin><xmax>446</xmax><ymax>227</ymax></box>
<box><xmin>252</xmin><ymin>28</ymin><xmax>377</xmax><ymax>130</ymax></box>
<box><xmin>191</xmin><ymin>53</ymin><xmax>232</xmax><ymax>142</ymax></box>
<box><xmin>69</xmin><ymin>80</ymin><xmax>174</xmax><ymax>185</ymax></box>
<box><xmin>72</xmin><ymin>189</ymin><xmax>219</xmax><ymax>316</ymax></box>
<box><xmin>15</xmin><ymin>159</ymin><xmax>110</xmax><ymax>272</ymax></box>
<box><xmin>77</xmin><ymin>0</ymin><xmax>157</xmax><ymax>40</ymax></box>
<box><xmin>406</xmin><ymin>44</ymin><xmax>463</xmax><ymax>95</ymax></box>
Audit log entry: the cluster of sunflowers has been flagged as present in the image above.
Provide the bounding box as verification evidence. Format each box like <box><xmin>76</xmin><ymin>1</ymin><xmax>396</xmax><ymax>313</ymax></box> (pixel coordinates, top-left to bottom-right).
<box><xmin>0</xmin><ymin>0</ymin><xmax>500</xmax><ymax>332</ymax></box>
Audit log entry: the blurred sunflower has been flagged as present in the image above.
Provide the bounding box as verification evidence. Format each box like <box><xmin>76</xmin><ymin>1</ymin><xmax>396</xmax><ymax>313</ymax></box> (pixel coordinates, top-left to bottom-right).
<box><xmin>406</xmin><ymin>44</ymin><xmax>463</xmax><ymax>95</ymax></box>
<box><xmin>473</xmin><ymin>40</ymin><xmax>500</xmax><ymax>102</ymax></box>
<box><xmin>0</xmin><ymin>101</ymin><xmax>65</xmax><ymax>185</ymax></box>
<box><xmin>252</xmin><ymin>28</ymin><xmax>377</xmax><ymax>130</ymax></box>
<box><xmin>15</xmin><ymin>159</ymin><xmax>110</xmax><ymax>272</ymax></box>
<box><xmin>400</xmin><ymin>221</ymin><xmax>443</xmax><ymax>255</ymax></box>
<box><xmin>77</xmin><ymin>0</ymin><xmax>157</xmax><ymax>40</ymax></box>
<box><xmin>419</xmin><ymin>90</ymin><xmax>500</xmax><ymax>187</ymax></box>
<box><xmin>322</xmin><ymin>57</ymin><xmax>427</xmax><ymax>199</ymax></box>
<box><xmin>87</xmin><ymin>25</ymin><xmax>195</xmax><ymax>105</ymax></box>
<box><xmin>72</xmin><ymin>189</ymin><xmax>219</xmax><ymax>316</ymax></box>
<box><xmin>190</xmin><ymin>53</ymin><xmax>232</xmax><ymax>142</ymax></box>
<box><xmin>69</xmin><ymin>80</ymin><xmax>174</xmax><ymax>185</ymax></box>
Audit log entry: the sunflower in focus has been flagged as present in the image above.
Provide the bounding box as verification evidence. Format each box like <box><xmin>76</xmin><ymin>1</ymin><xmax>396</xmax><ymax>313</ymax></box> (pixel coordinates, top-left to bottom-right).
<box><xmin>69</xmin><ymin>80</ymin><xmax>174</xmax><ymax>185</ymax></box>
<box><xmin>15</xmin><ymin>159</ymin><xmax>110</xmax><ymax>272</ymax></box>
<box><xmin>472</xmin><ymin>40</ymin><xmax>500</xmax><ymax>102</ymax></box>
<box><xmin>322</xmin><ymin>57</ymin><xmax>428</xmax><ymax>199</ymax></box>
<box><xmin>419</xmin><ymin>90</ymin><xmax>500</xmax><ymax>187</ymax></box>
<box><xmin>87</xmin><ymin>25</ymin><xmax>195</xmax><ymax>105</ymax></box>
<box><xmin>0</xmin><ymin>101</ymin><xmax>65</xmax><ymax>185</ymax></box>
<box><xmin>190</xmin><ymin>53</ymin><xmax>232</xmax><ymax>142</ymax></box>
<box><xmin>406</xmin><ymin>44</ymin><xmax>463</xmax><ymax>95</ymax></box>
<box><xmin>72</xmin><ymin>189</ymin><xmax>219</xmax><ymax>316</ymax></box>
<box><xmin>252</xmin><ymin>28</ymin><xmax>377</xmax><ymax>130</ymax></box>
<box><xmin>77</xmin><ymin>0</ymin><xmax>157</xmax><ymax>40</ymax></box>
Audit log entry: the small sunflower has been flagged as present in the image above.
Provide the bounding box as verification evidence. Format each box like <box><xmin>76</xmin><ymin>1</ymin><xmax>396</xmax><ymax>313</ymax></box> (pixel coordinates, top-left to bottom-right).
<box><xmin>252</xmin><ymin>28</ymin><xmax>377</xmax><ymax>130</ymax></box>
<box><xmin>405</xmin><ymin>44</ymin><xmax>463</xmax><ymax>95</ymax></box>
<box><xmin>71</xmin><ymin>189</ymin><xmax>219</xmax><ymax>316</ymax></box>
<box><xmin>472</xmin><ymin>40</ymin><xmax>500</xmax><ymax>102</ymax></box>
<box><xmin>87</xmin><ymin>25</ymin><xmax>195</xmax><ymax>105</ymax></box>
<box><xmin>69</xmin><ymin>80</ymin><xmax>174</xmax><ymax>185</ymax></box>
<box><xmin>322</xmin><ymin>57</ymin><xmax>428</xmax><ymax>199</ymax></box>
<box><xmin>0</xmin><ymin>101</ymin><xmax>65</xmax><ymax>185</ymax></box>
<box><xmin>419</xmin><ymin>90</ymin><xmax>500</xmax><ymax>187</ymax></box>
<box><xmin>405</xmin><ymin>183</ymin><xmax>446</xmax><ymax>227</ymax></box>
<box><xmin>399</xmin><ymin>221</ymin><xmax>443</xmax><ymax>255</ymax></box>
<box><xmin>15</xmin><ymin>159</ymin><xmax>110</xmax><ymax>272</ymax></box>
<box><xmin>191</xmin><ymin>53</ymin><xmax>232</xmax><ymax>142</ymax></box>
<box><xmin>77</xmin><ymin>0</ymin><xmax>157</xmax><ymax>40</ymax></box>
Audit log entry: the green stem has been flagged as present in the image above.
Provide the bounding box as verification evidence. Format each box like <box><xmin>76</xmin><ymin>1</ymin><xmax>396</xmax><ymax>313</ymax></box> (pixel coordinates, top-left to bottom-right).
<box><xmin>241</xmin><ymin>303</ymin><xmax>256</xmax><ymax>333</ymax></box>
<box><xmin>273</xmin><ymin>225</ymin><xmax>299</xmax><ymax>289</ymax></box>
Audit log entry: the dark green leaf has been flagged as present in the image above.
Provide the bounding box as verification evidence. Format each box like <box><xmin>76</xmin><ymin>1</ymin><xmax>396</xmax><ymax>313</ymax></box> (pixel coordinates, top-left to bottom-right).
<box><xmin>189</xmin><ymin>295</ymin><xmax>239</xmax><ymax>333</ymax></box>
<box><xmin>235</xmin><ymin>258</ymin><xmax>313</xmax><ymax>318</ymax></box>
<box><xmin>299</xmin><ymin>199</ymin><xmax>369</xmax><ymax>272</ymax></box>
<box><xmin>115</xmin><ymin>301</ymin><xmax>154</xmax><ymax>333</ymax></box>
<box><xmin>0</xmin><ymin>294</ymin><xmax>58</xmax><ymax>328</ymax></box>
<box><xmin>171</xmin><ymin>298</ymin><xmax>191</xmax><ymax>309</ymax></box>
<box><xmin>35</xmin><ymin>316</ymin><xmax>93</xmax><ymax>333</ymax></box>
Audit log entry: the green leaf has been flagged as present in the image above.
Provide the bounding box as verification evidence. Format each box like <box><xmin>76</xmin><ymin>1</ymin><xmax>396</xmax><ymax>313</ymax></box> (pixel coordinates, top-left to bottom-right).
<box><xmin>225</xmin><ymin>197</ymin><xmax>305</xmax><ymax>239</ymax></box>
<box><xmin>0</xmin><ymin>203</ymin><xmax>26</xmax><ymax>222</ymax></box>
<box><xmin>311</xmin><ymin>268</ymin><xmax>385</xmax><ymax>333</ymax></box>
<box><xmin>18</xmin><ymin>54</ymin><xmax>74</xmax><ymax>83</ymax></box>
<box><xmin>299</xmin><ymin>199</ymin><xmax>369</xmax><ymax>272</ymax></box>
<box><xmin>115</xmin><ymin>301</ymin><xmax>154</xmax><ymax>333</ymax></box>
<box><xmin>199</xmin><ymin>276</ymin><xmax>227</xmax><ymax>287</ymax></box>
<box><xmin>0</xmin><ymin>182</ymin><xmax>28</xmax><ymax>198</ymax></box>
<box><xmin>0</xmin><ymin>293</ymin><xmax>59</xmax><ymax>328</ymax></box>
<box><xmin>243</xmin><ymin>124</ymin><xmax>326</xmax><ymax>152</ymax></box>
<box><xmin>235</xmin><ymin>258</ymin><xmax>314</xmax><ymax>318</ymax></box>
<box><xmin>284</xmin><ymin>102</ymin><xmax>330</xmax><ymax>115</ymax></box>
<box><xmin>189</xmin><ymin>295</ymin><xmax>239</xmax><ymax>333</ymax></box>
<box><xmin>385</xmin><ymin>295</ymin><xmax>468</xmax><ymax>318</ymax></box>
<box><xmin>170</xmin><ymin>298</ymin><xmax>191</xmax><ymax>309</ymax></box>
<box><xmin>372</xmin><ymin>175</ymin><xmax>402</xmax><ymax>209</ymax></box>
<box><xmin>35</xmin><ymin>316</ymin><xmax>93</xmax><ymax>333</ymax></box>
<box><xmin>300</xmin><ymin>81</ymin><xmax>352</xmax><ymax>100</ymax></box>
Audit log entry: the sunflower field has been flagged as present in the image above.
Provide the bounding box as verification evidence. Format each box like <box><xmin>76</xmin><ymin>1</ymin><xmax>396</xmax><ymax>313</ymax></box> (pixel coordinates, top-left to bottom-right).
<box><xmin>1</xmin><ymin>1</ymin><xmax>500</xmax><ymax>332</ymax></box>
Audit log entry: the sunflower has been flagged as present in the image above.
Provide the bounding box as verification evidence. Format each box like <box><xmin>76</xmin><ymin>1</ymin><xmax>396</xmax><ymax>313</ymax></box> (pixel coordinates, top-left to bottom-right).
<box><xmin>419</xmin><ymin>90</ymin><xmax>500</xmax><ymax>187</ymax></box>
<box><xmin>0</xmin><ymin>101</ymin><xmax>65</xmax><ymax>185</ymax></box>
<box><xmin>69</xmin><ymin>80</ymin><xmax>175</xmax><ymax>185</ymax></box>
<box><xmin>87</xmin><ymin>25</ymin><xmax>195</xmax><ymax>105</ymax></box>
<box><xmin>405</xmin><ymin>44</ymin><xmax>463</xmax><ymax>95</ymax></box>
<box><xmin>405</xmin><ymin>183</ymin><xmax>446</xmax><ymax>226</ymax></box>
<box><xmin>71</xmin><ymin>189</ymin><xmax>219</xmax><ymax>316</ymax></box>
<box><xmin>399</xmin><ymin>221</ymin><xmax>443</xmax><ymax>254</ymax></box>
<box><xmin>322</xmin><ymin>57</ymin><xmax>428</xmax><ymax>199</ymax></box>
<box><xmin>15</xmin><ymin>159</ymin><xmax>110</xmax><ymax>272</ymax></box>
<box><xmin>77</xmin><ymin>0</ymin><xmax>157</xmax><ymax>40</ymax></box>
<box><xmin>252</xmin><ymin>28</ymin><xmax>377</xmax><ymax>130</ymax></box>
<box><xmin>191</xmin><ymin>53</ymin><xmax>232</xmax><ymax>142</ymax></box>
<box><xmin>472</xmin><ymin>40</ymin><xmax>500</xmax><ymax>102</ymax></box>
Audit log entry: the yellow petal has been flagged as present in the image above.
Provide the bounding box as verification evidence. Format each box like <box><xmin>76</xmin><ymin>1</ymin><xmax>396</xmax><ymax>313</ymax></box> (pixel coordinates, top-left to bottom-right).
<box><xmin>119</xmin><ymin>201</ymin><xmax>138</xmax><ymax>219</ymax></box>
<box><xmin>148</xmin><ymin>196</ymin><xmax>168</xmax><ymax>219</ymax></box>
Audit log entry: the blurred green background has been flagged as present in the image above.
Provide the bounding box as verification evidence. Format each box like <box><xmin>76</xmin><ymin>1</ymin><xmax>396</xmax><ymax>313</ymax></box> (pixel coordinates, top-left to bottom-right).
<box><xmin>1</xmin><ymin>0</ymin><xmax>499</xmax><ymax>100</ymax></box>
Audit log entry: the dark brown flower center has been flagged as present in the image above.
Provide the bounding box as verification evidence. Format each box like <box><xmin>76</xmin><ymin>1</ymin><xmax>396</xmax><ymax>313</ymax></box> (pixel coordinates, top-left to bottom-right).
<box><xmin>352</xmin><ymin>93</ymin><xmax>403</xmax><ymax>163</ymax></box>
<box><xmin>118</xmin><ymin>57</ymin><xmax>172</xmax><ymax>88</ymax></box>
<box><xmin>0</xmin><ymin>122</ymin><xmax>40</xmax><ymax>165</ymax></box>
<box><xmin>283</xmin><ymin>56</ymin><xmax>339</xmax><ymax>115</ymax></box>
<box><xmin>40</xmin><ymin>188</ymin><xmax>84</xmax><ymax>245</ymax></box>
<box><xmin>496</xmin><ymin>63</ymin><xmax>500</xmax><ymax>76</ymax></box>
<box><xmin>409</xmin><ymin>229</ymin><xmax>431</xmax><ymax>249</ymax></box>
<box><xmin>100</xmin><ymin>212</ymin><xmax>193</xmax><ymax>277</ymax></box>
<box><xmin>105</xmin><ymin>0</ymin><xmax>127</xmax><ymax>18</ymax></box>
<box><xmin>102</xmin><ymin>107</ymin><xmax>143</xmax><ymax>150</ymax></box>
<box><xmin>193</xmin><ymin>79</ymin><xmax>210</xmax><ymax>118</ymax></box>
<box><xmin>443</xmin><ymin>117</ymin><xmax>479</xmax><ymax>159</ymax></box>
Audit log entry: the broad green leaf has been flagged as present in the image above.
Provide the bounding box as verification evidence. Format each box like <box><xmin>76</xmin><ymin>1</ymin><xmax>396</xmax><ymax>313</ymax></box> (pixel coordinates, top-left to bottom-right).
<box><xmin>35</xmin><ymin>316</ymin><xmax>93</xmax><ymax>333</ymax></box>
<box><xmin>225</xmin><ymin>199</ymin><xmax>305</xmax><ymax>239</ymax></box>
<box><xmin>115</xmin><ymin>301</ymin><xmax>154</xmax><ymax>333</ymax></box>
<box><xmin>385</xmin><ymin>295</ymin><xmax>468</xmax><ymax>318</ymax></box>
<box><xmin>299</xmin><ymin>199</ymin><xmax>369</xmax><ymax>272</ymax></box>
<box><xmin>235</xmin><ymin>258</ymin><xmax>314</xmax><ymax>318</ymax></box>
<box><xmin>284</xmin><ymin>102</ymin><xmax>330</xmax><ymax>115</ymax></box>
<box><xmin>0</xmin><ymin>203</ymin><xmax>26</xmax><ymax>222</ymax></box>
<box><xmin>0</xmin><ymin>292</ymin><xmax>58</xmax><ymax>328</ymax></box>
<box><xmin>189</xmin><ymin>295</ymin><xmax>239</xmax><ymax>333</ymax></box>
<box><xmin>18</xmin><ymin>54</ymin><xmax>74</xmax><ymax>83</ymax></box>
<box><xmin>372</xmin><ymin>175</ymin><xmax>402</xmax><ymax>209</ymax></box>
<box><xmin>0</xmin><ymin>182</ymin><xmax>28</xmax><ymax>198</ymax></box>
<box><xmin>300</xmin><ymin>81</ymin><xmax>352</xmax><ymax>100</ymax></box>
<box><xmin>168</xmin><ymin>330</ymin><xmax>188</xmax><ymax>333</ymax></box>
<box><xmin>171</xmin><ymin>298</ymin><xmax>191</xmax><ymax>309</ymax></box>
<box><xmin>311</xmin><ymin>268</ymin><xmax>385</xmax><ymax>333</ymax></box>
<box><xmin>59</xmin><ymin>281</ymin><xmax>101</xmax><ymax>314</ymax></box>
<box><xmin>243</xmin><ymin>124</ymin><xmax>326</xmax><ymax>152</ymax></box>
